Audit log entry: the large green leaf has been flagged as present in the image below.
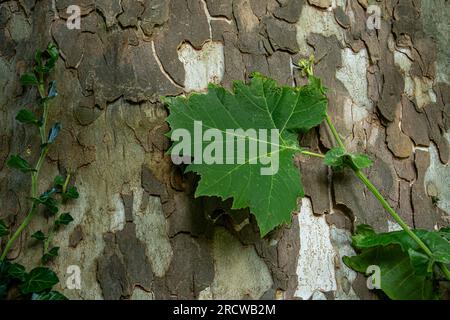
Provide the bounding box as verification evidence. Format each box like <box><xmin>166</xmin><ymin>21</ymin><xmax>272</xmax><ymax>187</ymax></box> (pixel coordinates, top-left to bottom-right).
<box><xmin>19</xmin><ymin>267</ymin><xmax>59</xmax><ymax>294</ymax></box>
<box><xmin>352</xmin><ymin>225</ymin><xmax>450</xmax><ymax>265</ymax></box>
<box><xmin>164</xmin><ymin>74</ymin><xmax>327</xmax><ymax>235</ymax></box>
<box><xmin>343</xmin><ymin>245</ymin><xmax>435</xmax><ymax>300</ymax></box>
<box><xmin>345</xmin><ymin>225</ymin><xmax>450</xmax><ymax>299</ymax></box>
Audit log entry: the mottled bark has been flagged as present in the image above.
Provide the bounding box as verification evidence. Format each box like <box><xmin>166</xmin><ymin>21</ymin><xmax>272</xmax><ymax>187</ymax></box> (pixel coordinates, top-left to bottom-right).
<box><xmin>0</xmin><ymin>0</ymin><xmax>448</xmax><ymax>300</ymax></box>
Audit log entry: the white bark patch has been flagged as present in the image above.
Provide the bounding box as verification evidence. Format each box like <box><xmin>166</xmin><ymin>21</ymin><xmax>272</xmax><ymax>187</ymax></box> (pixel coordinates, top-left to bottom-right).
<box><xmin>394</xmin><ymin>49</ymin><xmax>415</xmax><ymax>98</ymax></box>
<box><xmin>295</xmin><ymin>198</ymin><xmax>337</xmax><ymax>300</ymax></box>
<box><xmin>210</xmin><ymin>228</ymin><xmax>273</xmax><ymax>299</ymax></box>
<box><xmin>336</xmin><ymin>48</ymin><xmax>372</xmax><ymax>126</ymax></box>
<box><xmin>425</xmin><ymin>138</ymin><xmax>450</xmax><ymax>214</ymax></box>
<box><xmin>133</xmin><ymin>188</ymin><xmax>174</xmax><ymax>277</ymax></box>
<box><xmin>178</xmin><ymin>41</ymin><xmax>225</xmax><ymax>92</ymax></box>
<box><xmin>109</xmin><ymin>193</ymin><xmax>126</xmax><ymax>232</ymax></box>
<box><xmin>131</xmin><ymin>287</ymin><xmax>155</xmax><ymax>300</ymax></box>
<box><xmin>330</xmin><ymin>226</ymin><xmax>358</xmax><ymax>300</ymax></box>
<box><xmin>412</xmin><ymin>76</ymin><xmax>437</xmax><ymax>109</ymax></box>
<box><xmin>387</xmin><ymin>220</ymin><xmax>403</xmax><ymax>231</ymax></box>
<box><xmin>394</xmin><ymin>49</ymin><xmax>437</xmax><ymax>108</ymax></box>
<box><xmin>296</xmin><ymin>2</ymin><xmax>346</xmax><ymax>55</ymax></box>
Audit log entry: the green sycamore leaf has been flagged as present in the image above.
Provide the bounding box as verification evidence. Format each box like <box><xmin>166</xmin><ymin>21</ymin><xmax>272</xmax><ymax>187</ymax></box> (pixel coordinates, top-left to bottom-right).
<box><xmin>439</xmin><ymin>227</ymin><xmax>450</xmax><ymax>241</ymax></box>
<box><xmin>324</xmin><ymin>147</ymin><xmax>373</xmax><ymax>171</ymax></box>
<box><xmin>343</xmin><ymin>245</ymin><xmax>435</xmax><ymax>300</ymax></box>
<box><xmin>16</xmin><ymin>109</ymin><xmax>40</xmax><ymax>126</ymax></box>
<box><xmin>351</xmin><ymin>154</ymin><xmax>373</xmax><ymax>169</ymax></box>
<box><xmin>164</xmin><ymin>74</ymin><xmax>328</xmax><ymax>235</ymax></box>
<box><xmin>408</xmin><ymin>249</ymin><xmax>433</xmax><ymax>276</ymax></box>
<box><xmin>324</xmin><ymin>147</ymin><xmax>346</xmax><ymax>169</ymax></box>
<box><xmin>344</xmin><ymin>225</ymin><xmax>450</xmax><ymax>299</ymax></box>
<box><xmin>20</xmin><ymin>73</ymin><xmax>38</xmax><ymax>86</ymax></box>
<box><xmin>7</xmin><ymin>155</ymin><xmax>36</xmax><ymax>173</ymax></box>
<box><xmin>19</xmin><ymin>267</ymin><xmax>59</xmax><ymax>294</ymax></box>
<box><xmin>55</xmin><ymin>213</ymin><xmax>74</xmax><ymax>227</ymax></box>
<box><xmin>351</xmin><ymin>226</ymin><xmax>450</xmax><ymax>265</ymax></box>
<box><xmin>0</xmin><ymin>219</ymin><xmax>8</xmax><ymax>237</ymax></box>
<box><xmin>32</xmin><ymin>291</ymin><xmax>67</xmax><ymax>300</ymax></box>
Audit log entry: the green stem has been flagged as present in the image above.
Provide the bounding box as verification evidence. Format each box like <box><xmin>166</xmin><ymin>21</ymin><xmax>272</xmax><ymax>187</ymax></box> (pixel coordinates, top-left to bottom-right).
<box><xmin>353</xmin><ymin>169</ymin><xmax>432</xmax><ymax>256</ymax></box>
<box><xmin>0</xmin><ymin>205</ymin><xmax>37</xmax><ymax>261</ymax></box>
<box><xmin>0</xmin><ymin>74</ymin><xmax>49</xmax><ymax>262</ymax></box>
<box><xmin>62</xmin><ymin>174</ymin><xmax>71</xmax><ymax>194</ymax></box>
<box><xmin>0</xmin><ymin>145</ymin><xmax>49</xmax><ymax>261</ymax></box>
<box><xmin>43</xmin><ymin>226</ymin><xmax>55</xmax><ymax>256</ymax></box>
<box><xmin>324</xmin><ymin>113</ymin><xmax>450</xmax><ymax>281</ymax></box>
<box><xmin>325</xmin><ymin>114</ymin><xmax>346</xmax><ymax>150</ymax></box>
<box><xmin>301</xmin><ymin>150</ymin><xmax>325</xmax><ymax>159</ymax></box>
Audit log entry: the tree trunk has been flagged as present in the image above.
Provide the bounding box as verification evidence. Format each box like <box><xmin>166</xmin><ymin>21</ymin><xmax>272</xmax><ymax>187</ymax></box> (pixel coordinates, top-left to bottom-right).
<box><xmin>0</xmin><ymin>0</ymin><xmax>448</xmax><ymax>300</ymax></box>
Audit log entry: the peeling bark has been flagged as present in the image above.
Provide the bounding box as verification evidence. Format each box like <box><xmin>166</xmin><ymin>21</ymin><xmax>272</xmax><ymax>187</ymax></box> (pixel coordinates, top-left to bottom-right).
<box><xmin>0</xmin><ymin>0</ymin><xmax>448</xmax><ymax>300</ymax></box>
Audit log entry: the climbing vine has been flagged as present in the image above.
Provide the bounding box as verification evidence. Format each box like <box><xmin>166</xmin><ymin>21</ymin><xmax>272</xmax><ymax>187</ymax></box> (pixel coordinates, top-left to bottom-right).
<box><xmin>164</xmin><ymin>57</ymin><xmax>450</xmax><ymax>300</ymax></box>
<box><xmin>0</xmin><ymin>44</ymin><xmax>78</xmax><ymax>300</ymax></box>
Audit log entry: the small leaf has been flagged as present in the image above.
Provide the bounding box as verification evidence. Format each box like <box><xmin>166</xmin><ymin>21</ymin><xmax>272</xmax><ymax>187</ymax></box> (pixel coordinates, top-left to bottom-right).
<box><xmin>324</xmin><ymin>147</ymin><xmax>346</xmax><ymax>169</ymax></box>
<box><xmin>324</xmin><ymin>148</ymin><xmax>373</xmax><ymax>171</ymax></box>
<box><xmin>47</xmin><ymin>80</ymin><xmax>58</xmax><ymax>99</ymax></box>
<box><xmin>34</xmin><ymin>50</ymin><xmax>43</xmax><ymax>66</ymax></box>
<box><xmin>7</xmin><ymin>263</ymin><xmax>26</xmax><ymax>282</ymax></box>
<box><xmin>20</xmin><ymin>73</ymin><xmax>38</xmax><ymax>86</ymax></box>
<box><xmin>32</xmin><ymin>291</ymin><xmax>67</xmax><ymax>300</ymax></box>
<box><xmin>0</xmin><ymin>220</ymin><xmax>8</xmax><ymax>237</ymax></box>
<box><xmin>16</xmin><ymin>109</ymin><xmax>39</xmax><ymax>126</ymax></box>
<box><xmin>44</xmin><ymin>43</ymin><xmax>59</xmax><ymax>72</ymax></box>
<box><xmin>33</xmin><ymin>192</ymin><xmax>59</xmax><ymax>215</ymax></box>
<box><xmin>350</xmin><ymin>154</ymin><xmax>373</xmax><ymax>170</ymax></box>
<box><xmin>63</xmin><ymin>186</ymin><xmax>79</xmax><ymax>202</ymax></box>
<box><xmin>19</xmin><ymin>267</ymin><xmax>59</xmax><ymax>294</ymax></box>
<box><xmin>47</xmin><ymin>123</ymin><xmax>61</xmax><ymax>144</ymax></box>
<box><xmin>31</xmin><ymin>231</ymin><xmax>46</xmax><ymax>241</ymax></box>
<box><xmin>54</xmin><ymin>175</ymin><xmax>65</xmax><ymax>187</ymax></box>
<box><xmin>7</xmin><ymin>155</ymin><xmax>35</xmax><ymax>173</ymax></box>
<box><xmin>42</xmin><ymin>247</ymin><xmax>60</xmax><ymax>264</ymax></box>
<box><xmin>55</xmin><ymin>213</ymin><xmax>74</xmax><ymax>227</ymax></box>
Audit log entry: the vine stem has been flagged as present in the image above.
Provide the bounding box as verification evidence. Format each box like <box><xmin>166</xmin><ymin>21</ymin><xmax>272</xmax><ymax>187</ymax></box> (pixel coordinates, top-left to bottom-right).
<box><xmin>0</xmin><ymin>82</ymin><xmax>49</xmax><ymax>262</ymax></box>
<box><xmin>324</xmin><ymin>113</ymin><xmax>450</xmax><ymax>281</ymax></box>
<box><xmin>325</xmin><ymin>114</ymin><xmax>345</xmax><ymax>150</ymax></box>
<box><xmin>301</xmin><ymin>150</ymin><xmax>325</xmax><ymax>159</ymax></box>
